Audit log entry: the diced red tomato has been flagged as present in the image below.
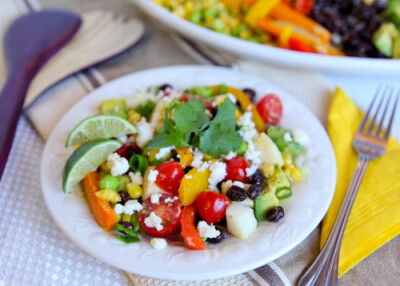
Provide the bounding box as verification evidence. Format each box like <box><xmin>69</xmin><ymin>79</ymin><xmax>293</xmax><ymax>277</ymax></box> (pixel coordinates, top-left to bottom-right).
<box><xmin>196</xmin><ymin>192</ymin><xmax>230</xmax><ymax>223</ymax></box>
<box><xmin>154</xmin><ymin>161</ymin><xmax>184</xmax><ymax>195</ymax></box>
<box><xmin>225</xmin><ymin>156</ymin><xmax>250</xmax><ymax>183</ymax></box>
<box><xmin>181</xmin><ymin>94</ymin><xmax>213</xmax><ymax>111</ymax></box>
<box><xmin>294</xmin><ymin>0</ymin><xmax>314</xmax><ymax>15</ymax></box>
<box><xmin>257</xmin><ymin>94</ymin><xmax>283</xmax><ymax>125</ymax></box>
<box><xmin>180</xmin><ymin>203</ymin><xmax>206</xmax><ymax>250</ymax></box>
<box><xmin>137</xmin><ymin>194</ymin><xmax>181</xmax><ymax>237</ymax></box>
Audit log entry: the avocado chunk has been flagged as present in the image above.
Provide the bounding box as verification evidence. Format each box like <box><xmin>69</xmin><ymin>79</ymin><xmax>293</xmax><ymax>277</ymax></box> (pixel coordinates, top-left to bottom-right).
<box><xmin>100</xmin><ymin>98</ymin><xmax>128</xmax><ymax>119</ymax></box>
<box><xmin>373</xmin><ymin>23</ymin><xmax>398</xmax><ymax>57</ymax></box>
<box><xmin>254</xmin><ymin>167</ymin><xmax>290</xmax><ymax>222</ymax></box>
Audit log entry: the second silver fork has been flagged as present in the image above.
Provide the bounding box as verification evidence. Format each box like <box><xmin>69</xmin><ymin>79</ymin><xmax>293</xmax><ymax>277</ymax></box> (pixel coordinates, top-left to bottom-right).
<box><xmin>298</xmin><ymin>86</ymin><xmax>399</xmax><ymax>286</ymax></box>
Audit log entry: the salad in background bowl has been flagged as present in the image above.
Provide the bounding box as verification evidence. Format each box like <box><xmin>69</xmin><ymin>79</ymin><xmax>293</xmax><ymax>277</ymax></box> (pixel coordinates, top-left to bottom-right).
<box><xmin>40</xmin><ymin>66</ymin><xmax>336</xmax><ymax>280</ymax></box>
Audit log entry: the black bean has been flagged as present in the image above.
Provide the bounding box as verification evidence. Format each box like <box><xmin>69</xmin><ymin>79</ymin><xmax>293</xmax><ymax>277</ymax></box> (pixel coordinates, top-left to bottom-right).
<box><xmin>246</xmin><ymin>184</ymin><xmax>263</xmax><ymax>200</ymax></box>
<box><xmin>159</xmin><ymin>83</ymin><xmax>173</xmax><ymax>91</ymax></box>
<box><xmin>184</xmin><ymin>166</ymin><xmax>193</xmax><ymax>173</ymax></box>
<box><xmin>207</xmin><ymin>226</ymin><xmax>225</xmax><ymax>244</ymax></box>
<box><xmin>211</xmin><ymin>106</ymin><xmax>218</xmax><ymax>118</ymax></box>
<box><xmin>171</xmin><ymin>149</ymin><xmax>180</xmax><ymax>162</ymax></box>
<box><xmin>266</xmin><ymin>206</ymin><xmax>284</xmax><ymax>223</ymax></box>
<box><xmin>249</xmin><ymin>169</ymin><xmax>264</xmax><ymax>185</ymax></box>
<box><xmin>226</xmin><ymin>185</ymin><xmax>247</xmax><ymax>201</ymax></box>
<box><xmin>118</xmin><ymin>191</ymin><xmax>131</xmax><ymax>205</ymax></box>
<box><xmin>242</xmin><ymin>88</ymin><xmax>256</xmax><ymax>102</ymax></box>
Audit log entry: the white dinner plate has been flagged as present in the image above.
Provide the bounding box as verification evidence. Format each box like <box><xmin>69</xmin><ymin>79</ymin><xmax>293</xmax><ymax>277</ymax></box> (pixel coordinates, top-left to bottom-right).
<box><xmin>131</xmin><ymin>0</ymin><xmax>400</xmax><ymax>75</ymax></box>
<box><xmin>41</xmin><ymin>66</ymin><xmax>336</xmax><ymax>280</ymax></box>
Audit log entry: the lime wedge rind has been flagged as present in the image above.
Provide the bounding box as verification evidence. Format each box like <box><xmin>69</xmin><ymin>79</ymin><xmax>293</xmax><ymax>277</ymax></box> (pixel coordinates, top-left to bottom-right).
<box><xmin>65</xmin><ymin>114</ymin><xmax>137</xmax><ymax>147</ymax></box>
<box><xmin>63</xmin><ymin>139</ymin><xmax>122</xmax><ymax>193</ymax></box>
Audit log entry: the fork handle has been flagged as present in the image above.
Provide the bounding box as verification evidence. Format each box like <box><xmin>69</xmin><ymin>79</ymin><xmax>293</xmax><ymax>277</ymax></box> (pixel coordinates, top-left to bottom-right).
<box><xmin>297</xmin><ymin>155</ymin><xmax>370</xmax><ymax>286</ymax></box>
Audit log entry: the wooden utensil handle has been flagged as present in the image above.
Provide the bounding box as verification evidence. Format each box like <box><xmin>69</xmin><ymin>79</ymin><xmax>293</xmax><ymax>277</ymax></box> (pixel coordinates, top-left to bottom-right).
<box><xmin>0</xmin><ymin>72</ymin><xmax>30</xmax><ymax>179</ymax></box>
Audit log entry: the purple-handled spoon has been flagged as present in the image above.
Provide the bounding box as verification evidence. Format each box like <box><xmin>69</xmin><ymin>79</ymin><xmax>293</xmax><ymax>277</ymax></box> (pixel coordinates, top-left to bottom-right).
<box><xmin>0</xmin><ymin>10</ymin><xmax>81</xmax><ymax>180</ymax></box>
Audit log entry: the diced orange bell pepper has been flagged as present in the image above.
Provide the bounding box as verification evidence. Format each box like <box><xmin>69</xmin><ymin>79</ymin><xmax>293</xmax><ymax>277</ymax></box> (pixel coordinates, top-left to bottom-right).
<box><xmin>82</xmin><ymin>172</ymin><xmax>119</xmax><ymax>232</ymax></box>
<box><xmin>244</xmin><ymin>0</ymin><xmax>282</xmax><ymax>26</ymax></box>
<box><xmin>181</xmin><ymin>203</ymin><xmax>206</xmax><ymax>250</ymax></box>
<box><xmin>176</xmin><ymin>147</ymin><xmax>194</xmax><ymax>168</ymax></box>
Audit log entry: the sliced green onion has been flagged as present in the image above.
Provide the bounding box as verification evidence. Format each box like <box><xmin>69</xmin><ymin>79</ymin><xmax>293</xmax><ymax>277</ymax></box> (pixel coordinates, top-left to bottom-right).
<box><xmin>275</xmin><ymin>186</ymin><xmax>292</xmax><ymax>200</ymax></box>
<box><xmin>129</xmin><ymin>154</ymin><xmax>148</xmax><ymax>174</ymax></box>
<box><xmin>130</xmin><ymin>213</ymin><xmax>140</xmax><ymax>232</ymax></box>
<box><xmin>150</xmin><ymin>159</ymin><xmax>163</xmax><ymax>166</ymax></box>
<box><xmin>114</xmin><ymin>223</ymin><xmax>140</xmax><ymax>243</ymax></box>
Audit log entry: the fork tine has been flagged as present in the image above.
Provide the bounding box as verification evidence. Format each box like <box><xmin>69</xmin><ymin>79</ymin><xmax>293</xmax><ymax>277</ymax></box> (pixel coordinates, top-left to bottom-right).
<box><xmin>384</xmin><ymin>91</ymin><xmax>400</xmax><ymax>140</ymax></box>
<box><xmin>367</xmin><ymin>86</ymin><xmax>387</xmax><ymax>133</ymax></box>
<box><xmin>358</xmin><ymin>85</ymin><xmax>381</xmax><ymax>132</ymax></box>
<box><xmin>376</xmin><ymin>88</ymin><xmax>393</xmax><ymax>136</ymax></box>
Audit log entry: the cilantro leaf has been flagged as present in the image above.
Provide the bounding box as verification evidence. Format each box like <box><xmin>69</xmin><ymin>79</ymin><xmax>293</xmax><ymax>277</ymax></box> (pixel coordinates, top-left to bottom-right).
<box><xmin>174</xmin><ymin>98</ymin><xmax>210</xmax><ymax>136</ymax></box>
<box><xmin>199</xmin><ymin>98</ymin><xmax>243</xmax><ymax>157</ymax></box>
<box><xmin>134</xmin><ymin>100</ymin><xmax>155</xmax><ymax>120</ymax></box>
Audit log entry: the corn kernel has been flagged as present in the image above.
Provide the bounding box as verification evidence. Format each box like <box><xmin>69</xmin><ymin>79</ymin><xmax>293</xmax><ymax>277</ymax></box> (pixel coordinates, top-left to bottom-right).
<box><xmin>288</xmin><ymin>167</ymin><xmax>302</xmax><ymax>182</ymax></box>
<box><xmin>282</xmin><ymin>154</ymin><xmax>293</xmax><ymax>166</ymax></box>
<box><xmin>147</xmin><ymin>149</ymin><xmax>159</xmax><ymax>162</ymax></box>
<box><xmin>261</xmin><ymin>163</ymin><xmax>275</xmax><ymax>178</ymax></box>
<box><xmin>128</xmin><ymin>110</ymin><xmax>141</xmax><ymax>124</ymax></box>
<box><xmin>100</xmin><ymin>161</ymin><xmax>111</xmax><ymax>173</ymax></box>
<box><xmin>95</xmin><ymin>189</ymin><xmax>121</xmax><ymax>203</ymax></box>
<box><xmin>122</xmin><ymin>214</ymin><xmax>131</xmax><ymax>222</ymax></box>
<box><xmin>126</xmin><ymin>182</ymin><xmax>143</xmax><ymax>199</ymax></box>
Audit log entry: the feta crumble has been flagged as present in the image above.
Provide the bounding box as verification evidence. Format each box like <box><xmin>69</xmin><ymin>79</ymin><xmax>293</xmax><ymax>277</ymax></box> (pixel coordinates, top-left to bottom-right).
<box><xmin>244</xmin><ymin>141</ymin><xmax>262</xmax><ymax>166</ymax></box>
<box><xmin>113</xmin><ymin>203</ymin><xmax>124</xmax><ymax>215</ymax></box>
<box><xmin>283</xmin><ymin>132</ymin><xmax>293</xmax><ymax>142</ymax></box>
<box><xmin>150</xmin><ymin>238</ymin><xmax>167</xmax><ymax>249</ymax></box>
<box><xmin>151</xmin><ymin>193</ymin><xmax>162</xmax><ymax>204</ymax></box>
<box><xmin>198</xmin><ymin>161</ymin><xmax>209</xmax><ymax>172</ymax></box>
<box><xmin>191</xmin><ymin>149</ymin><xmax>204</xmax><ymax>168</ymax></box>
<box><xmin>136</xmin><ymin>118</ymin><xmax>154</xmax><ymax>148</ymax></box>
<box><xmin>123</xmin><ymin>200</ymin><xmax>143</xmax><ymax>215</ymax></box>
<box><xmin>144</xmin><ymin>212</ymin><xmax>163</xmax><ymax>231</ymax></box>
<box><xmin>129</xmin><ymin>171</ymin><xmax>143</xmax><ymax>185</ymax></box>
<box><xmin>116</xmin><ymin>135</ymin><xmax>128</xmax><ymax>143</ymax></box>
<box><xmin>155</xmin><ymin>146</ymin><xmax>174</xmax><ymax>160</ymax></box>
<box><xmin>164</xmin><ymin>196</ymin><xmax>178</xmax><ymax>203</ymax></box>
<box><xmin>246</xmin><ymin>164</ymin><xmax>258</xmax><ymax>177</ymax></box>
<box><xmin>107</xmin><ymin>153</ymin><xmax>130</xmax><ymax>176</ymax></box>
<box><xmin>148</xmin><ymin>169</ymin><xmax>159</xmax><ymax>183</ymax></box>
<box><xmin>292</xmin><ymin>129</ymin><xmax>310</xmax><ymax>146</ymax></box>
<box><xmin>208</xmin><ymin>161</ymin><xmax>227</xmax><ymax>191</ymax></box>
<box><xmin>197</xmin><ymin>221</ymin><xmax>220</xmax><ymax>238</ymax></box>
<box><xmin>232</xmin><ymin>181</ymin><xmax>245</xmax><ymax>188</ymax></box>
<box><xmin>225</xmin><ymin>151</ymin><xmax>237</xmax><ymax>160</ymax></box>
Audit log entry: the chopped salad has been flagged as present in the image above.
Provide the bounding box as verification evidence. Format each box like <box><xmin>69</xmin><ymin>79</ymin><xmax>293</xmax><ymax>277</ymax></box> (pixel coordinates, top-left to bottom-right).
<box><xmin>153</xmin><ymin>0</ymin><xmax>400</xmax><ymax>58</ymax></box>
<box><xmin>63</xmin><ymin>84</ymin><xmax>310</xmax><ymax>250</ymax></box>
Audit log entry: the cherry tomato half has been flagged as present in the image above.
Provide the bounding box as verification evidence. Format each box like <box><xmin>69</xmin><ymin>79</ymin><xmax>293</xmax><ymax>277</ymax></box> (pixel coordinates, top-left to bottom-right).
<box><xmin>137</xmin><ymin>194</ymin><xmax>181</xmax><ymax>237</ymax></box>
<box><xmin>155</xmin><ymin>161</ymin><xmax>184</xmax><ymax>195</ymax></box>
<box><xmin>257</xmin><ymin>93</ymin><xmax>283</xmax><ymax>125</ymax></box>
<box><xmin>225</xmin><ymin>156</ymin><xmax>250</xmax><ymax>183</ymax></box>
<box><xmin>181</xmin><ymin>94</ymin><xmax>213</xmax><ymax>111</ymax></box>
<box><xmin>196</xmin><ymin>191</ymin><xmax>230</xmax><ymax>223</ymax></box>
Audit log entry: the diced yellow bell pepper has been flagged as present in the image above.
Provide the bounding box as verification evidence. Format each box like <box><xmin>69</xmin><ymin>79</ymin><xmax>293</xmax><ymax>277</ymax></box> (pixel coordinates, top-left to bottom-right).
<box><xmin>212</xmin><ymin>85</ymin><xmax>265</xmax><ymax>132</ymax></box>
<box><xmin>176</xmin><ymin>147</ymin><xmax>194</xmax><ymax>168</ymax></box>
<box><xmin>244</xmin><ymin>0</ymin><xmax>282</xmax><ymax>27</ymax></box>
<box><xmin>178</xmin><ymin>167</ymin><xmax>210</xmax><ymax>205</ymax></box>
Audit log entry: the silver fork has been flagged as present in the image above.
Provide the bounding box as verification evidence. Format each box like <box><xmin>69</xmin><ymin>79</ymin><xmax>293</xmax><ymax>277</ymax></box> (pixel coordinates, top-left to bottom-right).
<box><xmin>298</xmin><ymin>86</ymin><xmax>399</xmax><ymax>286</ymax></box>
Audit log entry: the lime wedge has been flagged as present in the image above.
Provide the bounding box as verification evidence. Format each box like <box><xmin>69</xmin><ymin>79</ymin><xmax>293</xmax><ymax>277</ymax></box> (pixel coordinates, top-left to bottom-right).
<box><xmin>63</xmin><ymin>139</ymin><xmax>122</xmax><ymax>193</ymax></box>
<box><xmin>66</xmin><ymin>114</ymin><xmax>137</xmax><ymax>147</ymax></box>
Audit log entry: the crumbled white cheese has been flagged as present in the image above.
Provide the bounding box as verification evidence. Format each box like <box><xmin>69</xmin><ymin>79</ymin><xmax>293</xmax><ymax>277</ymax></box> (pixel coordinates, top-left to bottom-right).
<box><xmin>292</xmin><ymin>129</ymin><xmax>310</xmax><ymax>146</ymax></box>
<box><xmin>150</xmin><ymin>238</ymin><xmax>167</xmax><ymax>249</ymax></box>
<box><xmin>238</xmin><ymin>112</ymin><xmax>258</xmax><ymax>143</ymax></box>
<box><xmin>123</xmin><ymin>200</ymin><xmax>143</xmax><ymax>215</ymax></box>
<box><xmin>205</xmin><ymin>109</ymin><xmax>213</xmax><ymax>118</ymax></box>
<box><xmin>164</xmin><ymin>196</ymin><xmax>179</xmax><ymax>203</ymax></box>
<box><xmin>198</xmin><ymin>161</ymin><xmax>209</xmax><ymax>172</ymax></box>
<box><xmin>191</xmin><ymin>149</ymin><xmax>204</xmax><ymax>168</ymax></box>
<box><xmin>244</xmin><ymin>141</ymin><xmax>262</xmax><ymax>166</ymax></box>
<box><xmin>246</xmin><ymin>164</ymin><xmax>258</xmax><ymax>177</ymax></box>
<box><xmin>237</xmin><ymin>112</ymin><xmax>255</xmax><ymax>128</ymax></box>
<box><xmin>116</xmin><ymin>135</ymin><xmax>128</xmax><ymax>143</ymax></box>
<box><xmin>148</xmin><ymin>169</ymin><xmax>159</xmax><ymax>183</ymax></box>
<box><xmin>185</xmin><ymin>174</ymin><xmax>193</xmax><ymax>179</ymax></box>
<box><xmin>144</xmin><ymin>212</ymin><xmax>163</xmax><ymax>231</ymax></box>
<box><xmin>129</xmin><ymin>171</ymin><xmax>143</xmax><ymax>185</ymax></box>
<box><xmin>113</xmin><ymin>203</ymin><xmax>124</xmax><ymax>215</ymax></box>
<box><xmin>283</xmin><ymin>132</ymin><xmax>293</xmax><ymax>142</ymax></box>
<box><xmin>227</xmin><ymin>93</ymin><xmax>237</xmax><ymax>104</ymax></box>
<box><xmin>232</xmin><ymin>181</ymin><xmax>245</xmax><ymax>188</ymax></box>
<box><xmin>197</xmin><ymin>221</ymin><xmax>220</xmax><ymax>238</ymax></box>
<box><xmin>136</xmin><ymin>118</ymin><xmax>154</xmax><ymax>148</ymax></box>
<box><xmin>155</xmin><ymin>146</ymin><xmax>174</xmax><ymax>160</ymax></box>
<box><xmin>225</xmin><ymin>151</ymin><xmax>237</xmax><ymax>160</ymax></box>
<box><xmin>151</xmin><ymin>193</ymin><xmax>162</xmax><ymax>204</ymax></box>
<box><xmin>107</xmin><ymin>153</ymin><xmax>130</xmax><ymax>176</ymax></box>
<box><xmin>208</xmin><ymin>161</ymin><xmax>227</xmax><ymax>191</ymax></box>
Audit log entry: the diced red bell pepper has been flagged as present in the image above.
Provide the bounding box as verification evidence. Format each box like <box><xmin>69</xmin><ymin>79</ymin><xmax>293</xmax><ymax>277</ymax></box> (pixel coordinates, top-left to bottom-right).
<box><xmin>180</xmin><ymin>203</ymin><xmax>206</xmax><ymax>250</ymax></box>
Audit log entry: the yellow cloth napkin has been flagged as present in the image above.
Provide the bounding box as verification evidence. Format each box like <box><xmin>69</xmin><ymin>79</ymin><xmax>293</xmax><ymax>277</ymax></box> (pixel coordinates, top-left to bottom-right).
<box><xmin>321</xmin><ymin>87</ymin><xmax>400</xmax><ymax>277</ymax></box>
